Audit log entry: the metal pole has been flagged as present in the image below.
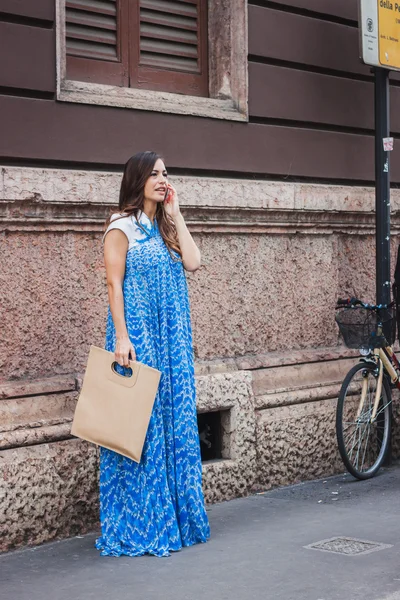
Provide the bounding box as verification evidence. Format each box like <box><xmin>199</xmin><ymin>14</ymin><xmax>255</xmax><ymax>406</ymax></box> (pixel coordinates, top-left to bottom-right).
<box><xmin>374</xmin><ymin>67</ymin><xmax>391</xmax><ymax>306</ymax></box>
<box><xmin>374</xmin><ymin>68</ymin><xmax>392</xmax><ymax>466</ymax></box>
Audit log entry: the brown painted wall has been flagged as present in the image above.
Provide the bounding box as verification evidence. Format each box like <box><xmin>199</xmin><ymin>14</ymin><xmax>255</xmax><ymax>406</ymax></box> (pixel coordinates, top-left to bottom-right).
<box><xmin>1</xmin><ymin>1</ymin><xmax>399</xmax><ymax>182</ymax></box>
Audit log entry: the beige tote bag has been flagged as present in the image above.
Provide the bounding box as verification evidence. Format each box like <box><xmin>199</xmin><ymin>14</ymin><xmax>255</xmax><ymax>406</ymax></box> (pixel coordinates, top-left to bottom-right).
<box><xmin>71</xmin><ymin>345</ymin><xmax>161</xmax><ymax>463</ymax></box>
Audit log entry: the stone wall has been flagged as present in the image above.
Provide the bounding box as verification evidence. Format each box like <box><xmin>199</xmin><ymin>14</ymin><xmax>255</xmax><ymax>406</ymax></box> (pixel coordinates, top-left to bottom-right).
<box><xmin>1</xmin><ymin>166</ymin><xmax>400</xmax><ymax>552</ymax></box>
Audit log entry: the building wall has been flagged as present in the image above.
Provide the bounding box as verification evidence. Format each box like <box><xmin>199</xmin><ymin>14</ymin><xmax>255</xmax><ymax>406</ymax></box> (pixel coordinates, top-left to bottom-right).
<box><xmin>1</xmin><ymin>0</ymin><xmax>400</xmax><ymax>180</ymax></box>
<box><xmin>1</xmin><ymin>0</ymin><xmax>400</xmax><ymax>551</ymax></box>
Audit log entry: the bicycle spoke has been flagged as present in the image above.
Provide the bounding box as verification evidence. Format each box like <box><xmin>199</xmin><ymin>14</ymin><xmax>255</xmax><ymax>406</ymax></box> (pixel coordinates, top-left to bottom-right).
<box><xmin>344</xmin><ymin>425</ymin><xmax>359</xmax><ymax>449</ymax></box>
<box><xmin>355</xmin><ymin>419</ymin><xmax>369</xmax><ymax>469</ymax></box>
<box><xmin>374</xmin><ymin>399</ymin><xmax>392</xmax><ymax>419</ymax></box>
<box><xmin>348</xmin><ymin>424</ymin><xmax>365</xmax><ymax>460</ymax></box>
<box><xmin>359</xmin><ymin>419</ymin><xmax>372</xmax><ymax>470</ymax></box>
<box><xmin>354</xmin><ymin>426</ymin><xmax>362</xmax><ymax>469</ymax></box>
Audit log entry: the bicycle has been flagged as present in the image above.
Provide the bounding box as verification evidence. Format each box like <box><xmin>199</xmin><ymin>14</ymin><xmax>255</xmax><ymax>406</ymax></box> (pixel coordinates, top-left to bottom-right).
<box><xmin>335</xmin><ymin>297</ymin><xmax>398</xmax><ymax>479</ymax></box>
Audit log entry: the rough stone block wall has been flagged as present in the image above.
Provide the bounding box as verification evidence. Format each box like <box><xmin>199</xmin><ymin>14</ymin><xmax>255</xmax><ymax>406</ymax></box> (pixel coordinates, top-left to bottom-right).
<box><xmin>1</xmin><ymin>166</ymin><xmax>400</xmax><ymax>552</ymax></box>
<box><xmin>189</xmin><ymin>234</ymin><xmax>340</xmax><ymax>358</ymax></box>
<box><xmin>1</xmin><ymin>440</ymin><xmax>98</xmax><ymax>550</ymax></box>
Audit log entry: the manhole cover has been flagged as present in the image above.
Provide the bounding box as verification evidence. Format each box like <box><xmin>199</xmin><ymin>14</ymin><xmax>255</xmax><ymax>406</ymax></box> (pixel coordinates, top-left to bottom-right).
<box><xmin>304</xmin><ymin>537</ymin><xmax>393</xmax><ymax>556</ymax></box>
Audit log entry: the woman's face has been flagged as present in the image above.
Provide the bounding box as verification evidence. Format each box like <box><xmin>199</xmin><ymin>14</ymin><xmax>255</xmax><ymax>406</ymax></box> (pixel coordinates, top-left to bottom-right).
<box><xmin>143</xmin><ymin>158</ymin><xmax>168</xmax><ymax>203</ymax></box>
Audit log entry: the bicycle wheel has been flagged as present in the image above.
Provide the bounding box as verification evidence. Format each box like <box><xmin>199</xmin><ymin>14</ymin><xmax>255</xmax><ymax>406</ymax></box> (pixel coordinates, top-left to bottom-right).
<box><xmin>336</xmin><ymin>362</ymin><xmax>392</xmax><ymax>479</ymax></box>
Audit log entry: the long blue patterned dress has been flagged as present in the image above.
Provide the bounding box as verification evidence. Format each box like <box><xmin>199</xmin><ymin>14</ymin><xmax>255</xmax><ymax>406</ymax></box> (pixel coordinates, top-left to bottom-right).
<box><xmin>95</xmin><ymin>211</ymin><xmax>210</xmax><ymax>557</ymax></box>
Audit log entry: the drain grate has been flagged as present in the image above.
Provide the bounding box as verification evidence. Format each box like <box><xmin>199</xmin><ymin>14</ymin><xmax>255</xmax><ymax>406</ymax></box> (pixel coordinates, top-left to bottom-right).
<box><xmin>304</xmin><ymin>536</ymin><xmax>393</xmax><ymax>556</ymax></box>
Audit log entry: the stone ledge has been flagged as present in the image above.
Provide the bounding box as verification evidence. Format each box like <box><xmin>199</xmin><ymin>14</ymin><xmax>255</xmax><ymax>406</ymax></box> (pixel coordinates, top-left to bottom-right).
<box><xmin>251</xmin><ymin>356</ymin><xmax>357</xmax><ymax>397</ymax></box>
<box><xmin>255</xmin><ymin>383</ymin><xmax>341</xmax><ymax>410</ymax></box>
<box><xmin>2</xmin><ymin>166</ymin><xmax>400</xmax><ymax>212</ymax></box>
<box><xmin>0</xmin><ymin>423</ymin><xmax>72</xmax><ymax>451</ymax></box>
<box><xmin>0</xmin><ymin>375</ymin><xmax>76</xmax><ymax>400</ymax></box>
<box><xmin>234</xmin><ymin>345</ymin><xmax>359</xmax><ymax>371</ymax></box>
<box><xmin>3</xmin><ymin>203</ymin><xmax>400</xmax><ymax>234</ymax></box>
<box><xmin>58</xmin><ymin>82</ymin><xmax>247</xmax><ymax>122</ymax></box>
<box><xmin>0</xmin><ymin>392</ymin><xmax>76</xmax><ymax>433</ymax></box>
<box><xmin>194</xmin><ymin>346</ymin><xmax>358</xmax><ymax>375</ymax></box>
<box><xmin>3</xmin><ymin>167</ymin><xmax>400</xmax><ymax>233</ymax></box>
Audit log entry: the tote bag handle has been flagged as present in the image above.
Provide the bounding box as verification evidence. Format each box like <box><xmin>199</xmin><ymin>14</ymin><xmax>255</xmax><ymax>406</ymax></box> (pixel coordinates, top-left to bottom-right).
<box><xmin>106</xmin><ymin>359</ymin><xmax>141</xmax><ymax>388</ymax></box>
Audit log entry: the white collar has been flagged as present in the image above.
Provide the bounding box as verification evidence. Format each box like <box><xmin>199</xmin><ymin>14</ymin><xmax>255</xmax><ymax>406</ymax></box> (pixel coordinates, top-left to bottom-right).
<box><xmin>136</xmin><ymin>210</ymin><xmax>154</xmax><ymax>227</ymax></box>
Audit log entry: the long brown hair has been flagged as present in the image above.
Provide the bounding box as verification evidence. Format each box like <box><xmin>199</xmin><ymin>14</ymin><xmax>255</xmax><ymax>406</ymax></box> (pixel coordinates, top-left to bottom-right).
<box><xmin>106</xmin><ymin>151</ymin><xmax>181</xmax><ymax>256</ymax></box>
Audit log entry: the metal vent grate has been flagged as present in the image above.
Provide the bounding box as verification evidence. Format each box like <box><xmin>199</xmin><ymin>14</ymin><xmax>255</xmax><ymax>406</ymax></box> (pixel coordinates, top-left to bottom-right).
<box><xmin>66</xmin><ymin>0</ymin><xmax>119</xmax><ymax>60</ymax></box>
<box><xmin>304</xmin><ymin>537</ymin><xmax>393</xmax><ymax>556</ymax></box>
<box><xmin>140</xmin><ymin>0</ymin><xmax>200</xmax><ymax>73</ymax></box>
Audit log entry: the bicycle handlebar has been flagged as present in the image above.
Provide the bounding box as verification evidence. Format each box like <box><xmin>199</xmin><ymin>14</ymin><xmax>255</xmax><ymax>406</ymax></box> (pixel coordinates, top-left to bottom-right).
<box><xmin>335</xmin><ymin>297</ymin><xmax>392</xmax><ymax>310</ymax></box>
<box><xmin>337</xmin><ymin>297</ymin><xmax>355</xmax><ymax>307</ymax></box>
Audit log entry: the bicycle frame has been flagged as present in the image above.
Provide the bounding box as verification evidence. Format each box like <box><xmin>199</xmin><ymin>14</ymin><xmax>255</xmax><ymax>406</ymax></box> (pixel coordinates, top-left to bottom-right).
<box><xmin>358</xmin><ymin>346</ymin><xmax>400</xmax><ymax>422</ymax></box>
<box><xmin>335</xmin><ymin>298</ymin><xmax>397</xmax><ymax>478</ymax></box>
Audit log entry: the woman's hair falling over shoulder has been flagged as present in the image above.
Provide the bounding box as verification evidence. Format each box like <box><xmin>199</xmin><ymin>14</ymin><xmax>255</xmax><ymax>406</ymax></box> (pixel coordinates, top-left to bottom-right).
<box><xmin>105</xmin><ymin>150</ymin><xmax>181</xmax><ymax>256</ymax></box>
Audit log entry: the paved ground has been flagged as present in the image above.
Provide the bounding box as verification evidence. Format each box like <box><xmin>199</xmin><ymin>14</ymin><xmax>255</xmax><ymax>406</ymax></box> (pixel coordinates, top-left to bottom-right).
<box><xmin>2</xmin><ymin>465</ymin><xmax>400</xmax><ymax>600</ymax></box>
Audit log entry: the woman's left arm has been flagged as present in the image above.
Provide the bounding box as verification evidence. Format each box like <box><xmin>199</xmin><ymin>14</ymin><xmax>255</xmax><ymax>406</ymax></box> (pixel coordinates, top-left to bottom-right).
<box><xmin>165</xmin><ymin>185</ymin><xmax>201</xmax><ymax>272</ymax></box>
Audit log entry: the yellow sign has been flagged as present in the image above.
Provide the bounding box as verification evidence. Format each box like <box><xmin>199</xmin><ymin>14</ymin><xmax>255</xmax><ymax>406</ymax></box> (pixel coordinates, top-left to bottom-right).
<box><xmin>378</xmin><ymin>1</ymin><xmax>400</xmax><ymax>69</ymax></box>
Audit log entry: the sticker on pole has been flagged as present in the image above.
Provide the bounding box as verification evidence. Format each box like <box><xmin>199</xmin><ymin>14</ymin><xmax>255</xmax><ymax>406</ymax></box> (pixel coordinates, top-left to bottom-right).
<box><xmin>383</xmin><ymin>137</ymin><xmax>394</xmax><ymax>151</ymax></box>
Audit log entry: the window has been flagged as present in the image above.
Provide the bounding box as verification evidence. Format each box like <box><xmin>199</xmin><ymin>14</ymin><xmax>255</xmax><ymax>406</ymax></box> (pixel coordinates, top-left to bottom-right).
<box><xmin>57</xmin><ymin>0</ymin><xmax>248</xmax><ymax>121</ymax></box>
<box><xmin>65</xmin><ymin>0</ymin><xmax>208</xmax><ymax>96</ymax></box>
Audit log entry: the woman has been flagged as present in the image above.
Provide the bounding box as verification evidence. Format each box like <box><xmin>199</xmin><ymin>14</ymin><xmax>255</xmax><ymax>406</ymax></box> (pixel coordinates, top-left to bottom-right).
<box><xmin>95</xmin><ymin>151</ymin><xmax>210</xmax><ymax>557</ymax></box>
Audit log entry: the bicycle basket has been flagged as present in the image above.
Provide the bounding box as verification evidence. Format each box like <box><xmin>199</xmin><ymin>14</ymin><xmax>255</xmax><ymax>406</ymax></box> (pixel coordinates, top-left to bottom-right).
<box><xmin>335</xmin><ymin>307</ymin><xmax>396</xmax><ymax>349</ymax></box>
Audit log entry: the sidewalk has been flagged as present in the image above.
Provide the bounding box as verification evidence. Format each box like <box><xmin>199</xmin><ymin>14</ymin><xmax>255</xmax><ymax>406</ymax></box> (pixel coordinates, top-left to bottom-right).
<box><xmin>1</xmin><ymin>465</ymin><xmax>400</xmax><ymax>600</ymax></box>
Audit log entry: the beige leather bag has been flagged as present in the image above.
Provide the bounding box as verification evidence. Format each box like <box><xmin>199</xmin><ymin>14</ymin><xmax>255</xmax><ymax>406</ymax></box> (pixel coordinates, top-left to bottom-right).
<box><xmin>71</xmin><ymin>345</ymin><xmax>161</xmax><ymax>462</ymax></box>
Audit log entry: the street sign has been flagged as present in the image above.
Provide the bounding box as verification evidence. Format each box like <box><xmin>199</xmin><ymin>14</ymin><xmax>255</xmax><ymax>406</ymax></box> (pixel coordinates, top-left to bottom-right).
<box><xmin>360</xmin><ymin>0</ymin><xmax>400</xmax><ymax>71</ymax></box>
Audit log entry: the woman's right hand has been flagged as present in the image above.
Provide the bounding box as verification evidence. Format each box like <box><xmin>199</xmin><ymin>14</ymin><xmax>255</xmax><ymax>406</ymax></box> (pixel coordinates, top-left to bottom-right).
<box><xmin>115</xmin><ymin>336</ymin><xmax>136</xmax><ymax>367</ymax></box>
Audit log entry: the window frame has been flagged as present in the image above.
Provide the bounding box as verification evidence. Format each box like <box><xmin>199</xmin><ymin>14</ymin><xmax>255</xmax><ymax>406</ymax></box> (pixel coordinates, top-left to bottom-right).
<box><xmin>56</xmin><ymin>0</ymin><xmax>248</xmax><ymax>122</ymax></box>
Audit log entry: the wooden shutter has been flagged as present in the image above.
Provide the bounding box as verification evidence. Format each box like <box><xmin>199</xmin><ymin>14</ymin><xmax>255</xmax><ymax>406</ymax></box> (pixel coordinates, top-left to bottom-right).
<box><xmin>65</xmin><ymin>0</ymin><xmax>129</xmax><ymax>86</ymax></box>
<box><xmin>130</xmin><ymin>0</ymin><xmax>209</xmax><ymax>96</ymax></box>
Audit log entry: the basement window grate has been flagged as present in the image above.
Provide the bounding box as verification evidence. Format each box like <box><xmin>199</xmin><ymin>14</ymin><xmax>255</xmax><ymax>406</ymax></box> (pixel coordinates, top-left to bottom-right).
<box><xmin>197</xmin><ymin>409</ymin><xmax>231</xmax><ymax>462</ymax></box>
